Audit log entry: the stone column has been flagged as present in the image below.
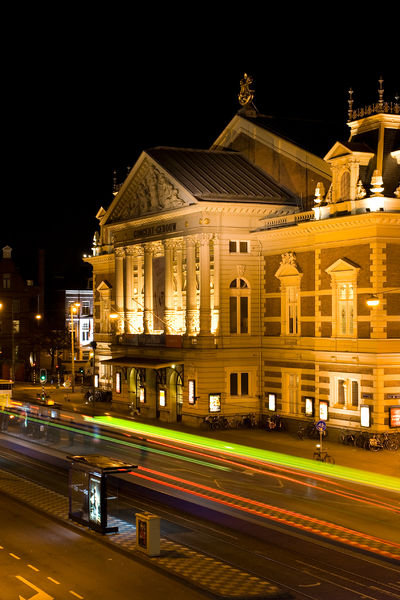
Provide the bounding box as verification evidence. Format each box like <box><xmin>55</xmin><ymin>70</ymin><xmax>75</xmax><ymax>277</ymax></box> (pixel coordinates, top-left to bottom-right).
<box><xmin>212</xmin><ymin>234</ymin><xmax>220</xmax><ymax>334</ymax></box>
<box><xmin>185</xmin><ymin>236</ymin><xmax>197</xmax><ymax>335</ymax></box>
<box><xmin>143</xmin><ymin>243</ymin><xmax>153</xmax><ymax>334</ymax></box>
<box><xmin>199</xmin><ymin>233</ymin><xmax>211</xmax><ymax>334</ymax></box>
<box><xmin>115</xmin><ymin>247</ymin><xmax>125</xmax><ymax>320</ymax></box>
<box><xmin>164</xmin><ymin>239</ymin><xmax>175</xmax><ymax>334</ymax></box>
<box><xmin>125</xmin><ymin>247</ymin><xmax>134</xmax><ymax>313</ymax></box>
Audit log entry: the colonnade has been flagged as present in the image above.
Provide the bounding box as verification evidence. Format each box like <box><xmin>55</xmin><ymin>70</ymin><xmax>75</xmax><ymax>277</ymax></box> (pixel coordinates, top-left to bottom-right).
<box><xmin>113</xmin><ymin>234</ymin><xmax>220</xmax><ymax>336</ymax></box>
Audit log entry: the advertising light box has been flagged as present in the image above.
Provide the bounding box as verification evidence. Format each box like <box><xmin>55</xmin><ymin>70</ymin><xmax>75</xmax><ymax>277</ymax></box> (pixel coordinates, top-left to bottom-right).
<box><xmin>389</xmin><ymin>406</ymin><xmax>400</xmax><ymax>428</ymax></box>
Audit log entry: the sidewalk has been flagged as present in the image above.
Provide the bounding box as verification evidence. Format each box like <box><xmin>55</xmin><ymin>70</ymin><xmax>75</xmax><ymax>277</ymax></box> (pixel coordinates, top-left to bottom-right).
<box><xmin>13</xmin><ymin>382</ymin><xmax>400</xmax><ymax>479</ymax></box>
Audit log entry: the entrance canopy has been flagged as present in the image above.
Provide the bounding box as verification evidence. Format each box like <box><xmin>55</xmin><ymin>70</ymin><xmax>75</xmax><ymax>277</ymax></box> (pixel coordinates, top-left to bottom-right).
<box><xmin>100</xmin><ymin>357</ymin><xmax>178</xmax><ymax>369</ymax></box>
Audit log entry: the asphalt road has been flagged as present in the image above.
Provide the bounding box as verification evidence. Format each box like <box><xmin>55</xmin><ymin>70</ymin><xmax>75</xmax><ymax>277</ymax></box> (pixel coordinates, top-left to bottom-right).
<box><xmin>1</xmin><ymin>434</ymin><xmax>400</xmax><ymax>599</ymax></box>
<box><xmin>0</xmin><ymin>494</ymin><xmax>210</xmax><ymax>600</ymax></box>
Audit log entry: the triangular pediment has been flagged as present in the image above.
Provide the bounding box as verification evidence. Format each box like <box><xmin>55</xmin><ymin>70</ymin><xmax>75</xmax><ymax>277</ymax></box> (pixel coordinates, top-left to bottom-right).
<box><xmin>325</xmin><ymin>258</ymin><xmax>360</xmax><ymax>275</ymax></box>
<box><xmin>104</xmin><ymin>153</ymin><xmax>192</xmax><ymax>225</ymax></box>
<box><xmin>97</xmin><ymin>280</ymin><xmax>112</xmax><ymax>292</ymax></box>
<box><xmin>324</xmin><ymin>142</ymin><xmax>354</xmax><ymax>162</ymax></box>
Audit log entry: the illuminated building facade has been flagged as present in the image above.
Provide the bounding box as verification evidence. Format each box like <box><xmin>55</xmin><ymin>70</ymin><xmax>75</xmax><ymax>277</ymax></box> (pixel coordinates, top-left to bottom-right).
<box><xmin>85</xmin><ymin>77</ymin><xmax>400</xmax><ymax>432</ymax></box>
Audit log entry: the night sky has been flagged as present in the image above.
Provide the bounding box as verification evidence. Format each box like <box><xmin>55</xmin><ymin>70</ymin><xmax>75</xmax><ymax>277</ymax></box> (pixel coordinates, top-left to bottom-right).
<box><xmin>1</xmin><ymin>16</ymin><xmax>398</xmax><ymax>291</ymax></box>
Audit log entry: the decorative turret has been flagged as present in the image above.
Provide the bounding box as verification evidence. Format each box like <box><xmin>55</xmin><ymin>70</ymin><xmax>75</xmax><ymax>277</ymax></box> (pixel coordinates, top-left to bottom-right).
<box><xmin>319</xmin><ymin>79</ymin><xmax>400</xmax><ymax>219</ymax></box>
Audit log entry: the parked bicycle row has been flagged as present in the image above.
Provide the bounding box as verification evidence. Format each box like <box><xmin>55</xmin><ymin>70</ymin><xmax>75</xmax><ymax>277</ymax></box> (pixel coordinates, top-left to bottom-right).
<box><xmin>203</xmin><ymin>413</ymin><xmax>287</xmax><ymax>431</ymax></box>
<box><xmin>339</xmin><ymin>429</ymin><xmax>400</xmax><ymax>451</ymax></box>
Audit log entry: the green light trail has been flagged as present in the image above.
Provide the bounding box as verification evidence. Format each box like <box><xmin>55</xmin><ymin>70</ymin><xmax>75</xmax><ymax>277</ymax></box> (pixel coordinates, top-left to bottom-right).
<box><xmin>87</xmin><ymin>415</ymin><xmax>400</xmax><ymax>493</ymax></box>
<box><xmin>0</xmin><ymin>409</ymin><xmax>229</xmax><ymax>472</ymax></box>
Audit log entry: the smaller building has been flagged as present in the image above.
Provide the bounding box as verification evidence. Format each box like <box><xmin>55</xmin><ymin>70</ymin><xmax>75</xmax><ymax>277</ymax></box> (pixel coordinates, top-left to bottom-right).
<box><xmin>0</xmin><ymin>246</ymin><xmax>43</xmax><ymax>381</ymax></box>
<box><xmin>65</xmin><ymin>289</ymin><xmax>94</xmax><ymax>365</ymax></box>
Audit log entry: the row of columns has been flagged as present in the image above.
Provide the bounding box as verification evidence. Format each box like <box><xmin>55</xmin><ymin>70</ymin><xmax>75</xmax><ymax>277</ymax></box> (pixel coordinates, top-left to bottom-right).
<box><xmin>114</xmin><ymin>234</ymin><xmax>219</xmax><ymax>336</ymax></box>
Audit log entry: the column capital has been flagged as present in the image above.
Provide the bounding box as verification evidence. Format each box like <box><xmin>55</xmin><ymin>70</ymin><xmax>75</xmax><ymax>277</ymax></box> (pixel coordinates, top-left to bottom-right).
<box><xmin>115</xmin><ymin>247</ymin><xmax>125</xmax><ymax>258</ymax></box>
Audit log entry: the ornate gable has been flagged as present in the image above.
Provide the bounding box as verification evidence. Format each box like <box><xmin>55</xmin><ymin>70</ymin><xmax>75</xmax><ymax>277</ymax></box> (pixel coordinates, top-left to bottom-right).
<box><xmin>107</xmin><ymin>157</ymin><xmax>189</xmax><ymax>224</ymax></box>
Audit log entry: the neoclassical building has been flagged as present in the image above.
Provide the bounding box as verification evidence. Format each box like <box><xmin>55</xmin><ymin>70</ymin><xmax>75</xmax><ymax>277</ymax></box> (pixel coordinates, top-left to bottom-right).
<box><xmin>85</xmin><ymin>77</ymin><xmax>400</xmax><ymax>433</ymax></box>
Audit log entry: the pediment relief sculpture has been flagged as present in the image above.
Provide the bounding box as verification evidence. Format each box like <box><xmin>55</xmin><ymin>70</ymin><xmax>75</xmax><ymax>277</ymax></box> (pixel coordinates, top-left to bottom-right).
<box><xmin>108</xmin><ymin>160</ymin><xmax>186</xmax><ymax>223</ymax></box>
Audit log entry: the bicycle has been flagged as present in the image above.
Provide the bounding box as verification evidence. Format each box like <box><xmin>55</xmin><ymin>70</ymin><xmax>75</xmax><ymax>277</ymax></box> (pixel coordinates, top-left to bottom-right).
<box><xmin>339</xmin><ymin>429</ymin><xmax>356</xmax><ymax>446</ymax></box>
<box><xmin>367</xmin><ymin>434</ymin><xmax>384</xmax><ymax>452</ymax></box>
<box><xmin>381</xmin><ymin>431</ymin><xmax>399</xmax><ymax>451</ymax></box>
<box><xmin>313</xmin><ymin>444</ymin><xmax>335</xmax><ymax>464</ymax></box>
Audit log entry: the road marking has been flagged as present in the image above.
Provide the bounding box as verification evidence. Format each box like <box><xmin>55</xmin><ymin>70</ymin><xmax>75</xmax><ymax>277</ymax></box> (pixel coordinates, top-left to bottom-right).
<box><xmin>47</xmin><ymin>577</ymin><xmax>60</xmax><ymax>585</ymax></box>
<box><xmin>27</xmin><ymin>565</ymin><xmax>40</xmax><ymax>572</ymax></box>
<box><xmin>69</xmin><ymin>591</ymin><xmax>84</xmax><ymax>599</ymax></box>
<box><xmin>10</xmin><ymin>552</ymin><xmax>21</xmax><ymax>559</ymax></box>
<box><xmin>16</xmin><ymin>575</ymin><xmax>54</xmax><ymax>600</ymax></box>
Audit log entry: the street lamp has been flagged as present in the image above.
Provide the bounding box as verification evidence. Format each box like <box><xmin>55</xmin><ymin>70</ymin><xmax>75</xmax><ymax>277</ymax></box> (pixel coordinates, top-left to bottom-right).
<box><xmin>366</xmin><ymin>288</ymin><xmax>400</xmax><ymax>307</ymax></box>
<box><xmin>70</xmin><ymin>303</ymin><xmax>80</xmax><ymax>393</ymax></box>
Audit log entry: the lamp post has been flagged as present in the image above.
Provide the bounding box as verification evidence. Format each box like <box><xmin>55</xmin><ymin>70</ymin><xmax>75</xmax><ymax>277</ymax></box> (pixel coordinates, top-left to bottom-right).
<box><xmin>70</xmin><ymin>303</ymin><xmax>80</xmax><ymax>393</ymax></box>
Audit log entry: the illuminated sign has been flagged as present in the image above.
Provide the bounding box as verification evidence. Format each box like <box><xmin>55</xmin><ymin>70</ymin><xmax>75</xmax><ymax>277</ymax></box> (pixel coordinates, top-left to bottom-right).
<box><xmin>209</xmin><ymin>393</ymin><xmax>221</xmax><ymax>413</ymax></box>
<box><xmin>159</xmin><ymin>389</ymin><xmax>166</xmax><ymax>407</ymax></box>
<box><xmin>188</xmin><ymin>380</ymin><xmax>196</xmax><ymax>405</ymax></box>
<box><xmin>389</xmin><ymin>406</ymin><xmax>400</xmax><ymax>428</ymax></box>
<box><xmin>89</xmin><ymin>476</ymin><xmax>101</xmax><ymax>526</ymax></box>
<box><xmin>305</xmin><ymin>397</ymin><xmax>314</xmax><ymax>417</ymax></box>
<box><xmin>115</xmin><ymin>372</ymin><xmax>121</xmax><ymax>394</ymax></box>
<box><xmin>360</xmin><ymin>405</ymin><xmax>371</xmax><ymax>428</ymax></box>
<box><xmin>139</xmin><ymin>387</ymin><xmax>146</xmax><ymax>403</ymax></box>
<box><xmin>319</xmin><ymin>400</ymin><xmax>328</xmax><ymax>421</ymax></box>
<box><xmin>94</xmin><ymin>374</ymin><xmax>99</xmax><ymax>388</ymax></box>
<box><xmin>268</xmin><ymin>393</ymin><xmax>276</xmax><ymax>411</ymax></box>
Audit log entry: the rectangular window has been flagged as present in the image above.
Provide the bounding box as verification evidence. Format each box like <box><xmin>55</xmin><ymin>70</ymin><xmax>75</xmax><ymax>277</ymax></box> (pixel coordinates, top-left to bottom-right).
<box><xmin>334</xmin><ymin>376</ymin><xmax>359</xmax><ymax>408</ymax></box>
<box><xmin>230</xmin><ymin>297</ymin><xmax>237</xmax><ymax>333</ymax></box>
<box><xmin>283</xmin><ymin>370</ymin><xmax>300</xmax><ymax>415</ymax></box>
<box><xmin>240</xmin><ymin>297</ymin><xmax>248</xmax><ymax>333</ymax></box>
<box><xmin>3</xmin><ymin>274</ymin><xmax>10</xmax><ymax>289</ymax></box>
<box><xmin>286</xmin><ymin>287</ymin><xmax>298</xmax><ymax>334</ymax></box>
<box><xmin>229</xmin><ymin>240</ymin><xmax>249</xmax><ymax>253</ymax></box>
<box><xmin>229</xmin><ymin>372</ymin><xmax>249</xmax><ymax>396</ymax></box>
<box><xmin>338</xmin><ymin>283</ymin><xmax>354</xmax><ymax>336</ymax></box>
<box><xmin>230</xmin><ymin>373</ymin><xmax>238</xmax><ymax>396</ymax></box>
<box><xmin>241</xmin><ymin>372</ymin><xmax>249</xmax><ymax>396</ymax></box>
<box><xmin>81</xmin><ymin>301</ymin><xmax>90</xmax><ymax>316</ymax></box>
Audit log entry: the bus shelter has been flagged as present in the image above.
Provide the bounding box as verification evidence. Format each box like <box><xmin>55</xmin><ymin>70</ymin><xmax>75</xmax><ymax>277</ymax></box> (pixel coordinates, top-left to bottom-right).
<box><xmin>67</xmin><ymin>454</ymin><xmax>137</xmax><ymax>534</ymax></box>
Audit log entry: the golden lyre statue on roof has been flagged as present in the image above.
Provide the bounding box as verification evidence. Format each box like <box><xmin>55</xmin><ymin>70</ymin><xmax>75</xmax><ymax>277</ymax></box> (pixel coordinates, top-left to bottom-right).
<box><xmin>238</xmin><ymin>73</ymin><xmax>254</xmax><ymax>106</ymax></box>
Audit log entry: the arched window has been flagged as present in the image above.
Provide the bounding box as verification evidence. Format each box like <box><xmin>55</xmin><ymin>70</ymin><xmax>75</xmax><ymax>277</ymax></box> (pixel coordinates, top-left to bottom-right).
<box><xmin>229</xmin><ymin>278</ymin><xmax>250</xmax><ymax>334</ymax></box>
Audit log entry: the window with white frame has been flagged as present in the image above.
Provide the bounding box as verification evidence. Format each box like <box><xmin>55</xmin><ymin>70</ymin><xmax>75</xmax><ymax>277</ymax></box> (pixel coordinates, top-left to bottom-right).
<box><xmin>333</xmin><ymin>375</ymin><xmax>360</xmax><ymax>409</ymax></box>
<box><xmin>81</xmin><ymin>321</ymin><xmax>90</xmax><ymax>342</ymax></box>
<box><xmin>229</xmin><ymin>278</ymin><xmax>250</xmax><ymax>334</ymax></box>
<box><xmin>282</xmin><ymin>370</ymin><xmax>300</xmax><ymax>415</ymax></box>
<box><xmin>229</xmin><ymin>240</ymin><xmax>249</xmax><ymax>253</ymax></box>
<box><xmin>230</xmin><ymin>372</ymin><xmax>249</xmax><ymax>396</ymax></box>
<box><xmin>338</xmin><ymin>283</ymin><xmax>354</xmax><ymax>336</ymax></box>
<box><xmin>275</xmin><ymin>252</ymin><xmax>302</xmax><ymax>337</ymax></box>
<box><xmin>325</xmin><ymin>259</ymin><xmax>359</xmax><ymax>338</ymax></box>
<box><xmin>81</xmin><ymin>300</ymin><xmax>91</xmax><ymax>316</ymax></box>
<box><xmin>286</xmin><ymin>286</ymin><xmax>299</xmax><ymax>335</ymax></box>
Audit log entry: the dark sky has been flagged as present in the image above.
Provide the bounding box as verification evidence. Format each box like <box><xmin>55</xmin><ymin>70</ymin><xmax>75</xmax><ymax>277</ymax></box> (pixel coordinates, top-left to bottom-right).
<box><xmin>1</xmin><ymin>16</ymin><xmax>398</xmax><ymax>290</ymax></box>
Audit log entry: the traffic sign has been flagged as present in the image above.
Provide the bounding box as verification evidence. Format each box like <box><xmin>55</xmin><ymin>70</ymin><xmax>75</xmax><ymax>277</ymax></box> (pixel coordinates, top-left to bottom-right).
<box><xmin>315</xmin><ymin>420</ymin><xmax>327</xmax><ymax>432</ymax></box>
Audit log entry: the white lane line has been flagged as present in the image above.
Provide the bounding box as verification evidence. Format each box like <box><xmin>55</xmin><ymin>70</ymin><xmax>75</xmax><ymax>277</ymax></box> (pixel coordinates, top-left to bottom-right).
<box><xmin>27</xmin><ymin>564</ymin><xmax>40</xmax><ymax>571</ymax></box>
<box><xmin>9</xmin><ymin>552</ymin><xmax>20</xmax><ymax>559</ymax></box>
<box><xmin>47</xmin><ymin>577</ymin><xmax>60</xmax><ymax>584</ymax></box>
<box><xmin>69</xmin><ymin>591</ymin><xmax>84</xmax><ymax>599</ymax></box>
